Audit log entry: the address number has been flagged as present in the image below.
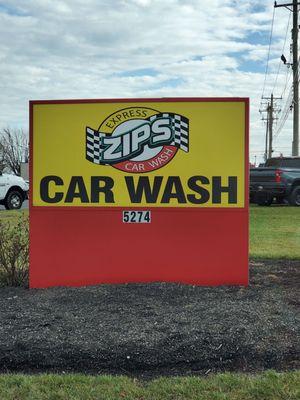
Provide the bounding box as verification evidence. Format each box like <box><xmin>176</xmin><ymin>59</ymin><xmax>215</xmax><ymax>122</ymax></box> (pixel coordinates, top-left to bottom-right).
<box><xmin>123</xmin><ymin>210</ymin><xmax>151</xmax><ymax>223</ymax></box>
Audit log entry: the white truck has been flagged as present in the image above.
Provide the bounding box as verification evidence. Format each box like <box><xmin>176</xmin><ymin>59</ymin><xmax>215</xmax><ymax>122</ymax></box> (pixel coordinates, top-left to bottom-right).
<box><xmin>0</xmin><ymin>172</ymin><xmax>29</xmax><ymax>210</ymax></box>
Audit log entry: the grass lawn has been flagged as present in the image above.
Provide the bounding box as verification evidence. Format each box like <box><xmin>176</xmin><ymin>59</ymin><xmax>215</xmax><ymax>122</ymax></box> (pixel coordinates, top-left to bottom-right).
<box><xmin>0</xmin><ymin>371</ymin><xmax>299</xmax><ymax>400</ymax></box>
<box><xmin>0</xmin><ymin>209</ymin><xmax>28</xmax><ymax>220</ymax></box>
<box><xmin>250</xmin><ymin>206</ymin><xmax>300</xmax><ymax>259</ymax></box>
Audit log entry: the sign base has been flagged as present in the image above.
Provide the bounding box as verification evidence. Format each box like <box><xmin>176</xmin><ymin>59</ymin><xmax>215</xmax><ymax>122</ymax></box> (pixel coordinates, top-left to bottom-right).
<box><xmin>30</xmin><ymin>208</ymin><xmax>248</xmax><ymax>288</ymax></box>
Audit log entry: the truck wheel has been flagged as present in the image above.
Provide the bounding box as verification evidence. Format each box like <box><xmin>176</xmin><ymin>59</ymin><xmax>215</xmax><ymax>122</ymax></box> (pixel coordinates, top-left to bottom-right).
<box><xmin>4</xmin><ymin>191</ymin><xmax>23</xmax><ymax>210</ymax></box>
<box><xmin>288</xmin><ymin>186</ymin><xmax>300</xmax><ymax>206</ymax></box>
<box><xmin>257</xmin><ymin>198</ymin><xmax>273</xmax><ymax>206</ymax></box>
<box><xmin>255</xmin><ymin>193</ymin><xmax>273</xmax><ymax>206</ymax></box>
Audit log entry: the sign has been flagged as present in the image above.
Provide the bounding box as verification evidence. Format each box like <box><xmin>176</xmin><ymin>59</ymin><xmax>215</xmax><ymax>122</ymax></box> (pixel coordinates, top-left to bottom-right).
<box><xmin>30</xmin><ymin>98</ymin><xmax>249</xmax><ymax>288</ymax></box>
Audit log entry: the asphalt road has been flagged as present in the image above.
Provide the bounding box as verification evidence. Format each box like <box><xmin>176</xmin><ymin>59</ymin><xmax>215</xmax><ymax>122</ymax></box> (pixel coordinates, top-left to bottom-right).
<box><xmin>0</xmin><ymin>199</ymin><xmax>28</xmax><ymax>211</ymax></box>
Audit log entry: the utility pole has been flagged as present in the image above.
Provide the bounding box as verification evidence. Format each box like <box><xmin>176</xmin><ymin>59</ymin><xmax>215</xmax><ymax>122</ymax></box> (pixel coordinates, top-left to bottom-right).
<box><xmin>265</xmin><ymin>109</ymin><xmax>269</xmax><ymax>161</ymax></box>
<box><xmin>260</xmin><ymin>94</ymin><xmax>280</xmax><ymax>159</ymax></box>
<box><xmin>275</xmin><ymin>0</ymin><xmax>300</xmax><ymax>155</ymax></box>
<box><xmin>269</xmin><ymin>94</ymin><xmax>274</xmax><ymax>158</ymax></box>
<box><xmin>293</xmin><ymin>0</ymin><xmax>299</xmax><ymax>155</ymax></box>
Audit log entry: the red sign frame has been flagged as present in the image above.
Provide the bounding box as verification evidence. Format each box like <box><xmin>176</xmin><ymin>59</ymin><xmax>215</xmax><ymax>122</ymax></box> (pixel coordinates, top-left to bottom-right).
<box><xmin>29</xmin><ymin>97</ymin><xmax>249</xmax><ymax>288</ymax></box>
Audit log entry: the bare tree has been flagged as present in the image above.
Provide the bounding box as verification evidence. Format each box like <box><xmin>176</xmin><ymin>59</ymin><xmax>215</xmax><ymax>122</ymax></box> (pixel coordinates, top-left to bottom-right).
<box><xmin>0</xmin><ymin>128</ymin><xmax>29</xmax><ymax>175</ymax></box>
<box><xmin>0</xmin><ymin>142</ymin><xmax>5</xmax><ymax>172</ymax></box>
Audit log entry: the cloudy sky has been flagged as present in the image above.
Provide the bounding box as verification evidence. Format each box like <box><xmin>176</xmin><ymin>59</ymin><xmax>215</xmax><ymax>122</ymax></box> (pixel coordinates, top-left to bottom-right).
<box><xmin>0</xmin><ymin>0</ymin><xmax>296</xmax><ymax>163</ymax></box>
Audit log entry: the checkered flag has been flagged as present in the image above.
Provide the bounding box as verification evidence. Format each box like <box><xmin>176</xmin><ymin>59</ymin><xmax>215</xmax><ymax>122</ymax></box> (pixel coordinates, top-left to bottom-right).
<box><xmin>86</xmin><ymin>127</ymin><xmax>106</xmax><ymax>165</ymax></box>
<box><xmin>150</xmin><ymin>113</ymin><xmax>189</xmax><ymax>152</ymax></box>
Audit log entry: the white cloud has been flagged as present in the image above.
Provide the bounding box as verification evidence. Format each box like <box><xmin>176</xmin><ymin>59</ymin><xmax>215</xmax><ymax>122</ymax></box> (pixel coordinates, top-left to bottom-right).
<box><xmin>0</xmin><ymin>0</ymin><xmax>296</xmax><ymax>162</ymax></box>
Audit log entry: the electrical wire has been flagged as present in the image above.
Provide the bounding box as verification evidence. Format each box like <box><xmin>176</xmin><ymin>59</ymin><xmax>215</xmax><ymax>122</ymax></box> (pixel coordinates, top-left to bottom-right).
<box><xmin>261</xmin><ymin>6</ymin><xmax>276</xmax><ymax>99</ymax></box>
<box><xmin>274</xmin><ymin>86</ymin><xmax>293</xmax><ymax>138</ymax></box>
<box><xmin>280</xmin><ymin>53</ymin><xmax>293</xmax><ymax>99</ymax></box>
<box><xmin>275</xmin><ymin>84</ymin><xmax>293</xmax><ymax>138</ymax></box>
<box><xmin>272</xmin><ymin>12</ymin><xmax>291</xmax><ymax>94</ymax></box>
<box><xmin>274</xmin><ymin>55</ymin><xmax>300</xmax><ymax>139</ymax></box>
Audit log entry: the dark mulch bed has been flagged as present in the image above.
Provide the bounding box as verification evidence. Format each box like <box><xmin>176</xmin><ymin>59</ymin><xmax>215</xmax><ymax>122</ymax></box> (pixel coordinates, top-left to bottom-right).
<box><xmin>0</xmin><ymin>260</ymin><xmax>299</xmax><ymax>378</ymax></box>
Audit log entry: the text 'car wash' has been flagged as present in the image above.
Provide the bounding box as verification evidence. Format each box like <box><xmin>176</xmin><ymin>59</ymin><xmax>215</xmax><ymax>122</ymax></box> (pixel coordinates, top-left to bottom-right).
<box><xmin>40</xmin><ymin>175</ymin><xmax>238</xmax><ymax>204</ymax></box>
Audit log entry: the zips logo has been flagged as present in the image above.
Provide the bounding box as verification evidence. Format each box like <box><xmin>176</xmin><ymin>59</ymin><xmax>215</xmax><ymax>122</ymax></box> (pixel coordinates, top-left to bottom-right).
<box><xmin>85</xmin><ymin>107</ymin><xmax>189</xmax><ymax>173</ymax></box>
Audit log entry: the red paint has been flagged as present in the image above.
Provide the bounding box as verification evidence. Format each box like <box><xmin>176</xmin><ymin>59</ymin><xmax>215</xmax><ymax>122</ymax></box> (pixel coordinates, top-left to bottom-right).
<box><xmin>30</xmin><ymin>208</ymin><xmax>248</xmax><ymax>288</ymax></box>
<box><xmin>275</xmin><ymin>169</ymin><xmax>282</xmax><ymax>183</ymax></box>
<box><xmin>30</xmin><ymin>97</ymin><xmax>249</xmax><ymax>105</ymax></box>
<box><xmin>29</xmin><ymin>97</ymin><xmax>249</xmax><ymax>288</ymax></box>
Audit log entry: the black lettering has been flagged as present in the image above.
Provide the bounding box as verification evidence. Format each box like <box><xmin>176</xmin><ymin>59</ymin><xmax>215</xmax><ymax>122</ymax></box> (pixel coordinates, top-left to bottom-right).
<box><xmin>161</xmin><ymin>176</ymin><xmax>186</xmax><ymax>203</ymax></box>
<box><xmin>187</xmin><ymin>176</ymin><xmax>210</xmax><ymax>204</ymax></box>
<box><xmin>40</xmin><ymin>175</ymin><xmax>64</xmax><ymax>203</ymax></box>
<box><xmin>125</xmin><ymin>176</ymin><xmax>163</xmax><ymax>203</ymax></box>
<box><xmin>65</xmin><ymin>176</ymin><xmax>89</xmax><ymax>203</ymax></box>
<box><xmin>91</xmin><ymin>176</ymin><xmax>115</xmax><ymax>203</ymax></box>
<box><xmin>212</xmin><ymin>176</ymin><xmax>237</xmax><ymax>203</ymax></box>
<box><xmin>135</xmin><ymin>109</ymin><xmax>147</xmax><ymax>117</ymax></box>
<box><xmin>110</xmin><ymin>117</ymin><xmax>118</xmax><ymax>125</ymax></box>
<box><xmin>122</xmin><ymin>111</ymin><xmax>130</xmax><ymax>119</ymax></box>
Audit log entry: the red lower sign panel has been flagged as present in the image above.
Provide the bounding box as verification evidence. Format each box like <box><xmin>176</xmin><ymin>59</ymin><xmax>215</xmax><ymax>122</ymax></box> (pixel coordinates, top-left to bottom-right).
<box><xmin>30</xmin><ymin>208</ymin><xmax>248</xmax><ymax>288</ymax></box>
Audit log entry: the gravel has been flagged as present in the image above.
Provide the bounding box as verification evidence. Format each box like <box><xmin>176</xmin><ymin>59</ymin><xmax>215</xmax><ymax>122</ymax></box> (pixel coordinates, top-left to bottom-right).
<box><xmin>0</xmin><ymin>260</ymin><xmax>299</xmax><ymax>378</ymax></box>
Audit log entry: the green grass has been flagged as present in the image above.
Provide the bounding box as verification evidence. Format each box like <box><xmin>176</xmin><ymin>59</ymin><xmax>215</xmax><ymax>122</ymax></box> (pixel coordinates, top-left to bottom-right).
<box><xmin>0</xmin><ymin>371</ymin><xmax>299</xmax><ymax>400</ymax></box>
<box><xmin>1</xmin><ymin>207</ymin><xmax>300</xmax><ymax>259</ymax></box>
<box><xmin>250</xmin><ymin>206</ymin><xmax>300</xmax><ymax>259</ymax></box>
<box><xmin>0</xmin><ymin>209</ymin><xmax>28</xmax><ymax>220</ymax></box>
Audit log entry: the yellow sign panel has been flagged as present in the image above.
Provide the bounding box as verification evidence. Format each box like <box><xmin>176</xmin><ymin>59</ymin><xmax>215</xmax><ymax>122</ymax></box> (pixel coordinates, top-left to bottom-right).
<box><xmin>32</xmin><ymin>99</ymin><xmax>246</xmax><ymax>208</ymax></box>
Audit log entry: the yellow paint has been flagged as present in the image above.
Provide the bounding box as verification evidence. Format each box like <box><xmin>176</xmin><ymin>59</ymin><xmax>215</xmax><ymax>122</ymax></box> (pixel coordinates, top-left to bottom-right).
<box><xmin>32</xmin><ymin>100</ymin><xmax>246</xmax><ymax>207</ymax></box>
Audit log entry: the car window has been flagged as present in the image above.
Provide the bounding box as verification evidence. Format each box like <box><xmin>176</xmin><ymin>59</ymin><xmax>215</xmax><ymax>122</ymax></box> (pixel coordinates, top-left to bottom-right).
<box><xmin>281</xmin><ymin>159</ymin><xmax>300</xmax><ymax>168</ymax></box>
<box><xmin>265</xmin><ymin>158</ymin><xmax>282</xmax><ymax>167</ymax></box>
<box><xmin>266</xmin><ymin>158</ymin><xmax>300</xmax><ymax>168</ymax></box>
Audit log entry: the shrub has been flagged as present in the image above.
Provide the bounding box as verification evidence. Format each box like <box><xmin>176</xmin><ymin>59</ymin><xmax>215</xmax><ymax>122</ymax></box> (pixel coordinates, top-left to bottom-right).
<box><xmin>0</xmin><ymin>214</ymin><xmax>29</xmax><ymax>287</ymax></box>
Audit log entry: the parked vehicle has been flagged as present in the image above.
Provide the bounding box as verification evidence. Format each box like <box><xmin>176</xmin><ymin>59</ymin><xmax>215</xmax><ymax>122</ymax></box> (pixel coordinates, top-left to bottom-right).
<box><xmin>0</xmin><ymin>172</ymin><xmax>29</xmax><ymax>209</ymax></box>
<box><xmin>250</xmin><ymin>157</ymin><xmax>300</xmax><ymax>206</ymax></box>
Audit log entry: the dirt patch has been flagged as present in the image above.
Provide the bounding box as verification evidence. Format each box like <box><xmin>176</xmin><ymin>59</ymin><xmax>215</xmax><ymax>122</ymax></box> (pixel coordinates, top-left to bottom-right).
<box><xmin>0</xmin><ymin>260</ymin><xmax>299</xmax><ymax>378</ymax></box>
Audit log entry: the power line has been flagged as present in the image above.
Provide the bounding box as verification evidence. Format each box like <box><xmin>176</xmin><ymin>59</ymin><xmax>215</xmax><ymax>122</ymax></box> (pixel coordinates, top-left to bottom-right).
<box><xmin>274</xmin><ymin>55</ymin><xmax>300</xmax><ymax>138</ymax></box>
<box><xmin>275</xmin><ymin>85</ymin><xmax>293</xmax><ymax>138</ymax></box>
<box><xmin>274</xmin><ymin>89</ymin><xmax>292</xmax><ymax>138</ymax></box>
<box><xmin>261</xmin><ymin>6</ymin><xmax>276</xmax><ymax>99</ymax></box>
<box><xmin>258</xmin><ymin>2</ymin><xmax>300</xmax><ymax>157</ymax></box>
<box><xmin>280</xmin><ymin>60</ymin><xmax>293</xmax><ymax>99</ymax></box>
<box><xmin>275</xmin><ymin>0</ymin><xmax>300</xmax><ymax>156</ymax></box>
<box><xmin>250</xmin><ymin>148</ymin><xmax>292</xmax><ymax>152</ymax></box>
<box><xmin>272</xmin><ymin>12</ymin><xmax>291</xmax><ymax>94</ymax></box>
